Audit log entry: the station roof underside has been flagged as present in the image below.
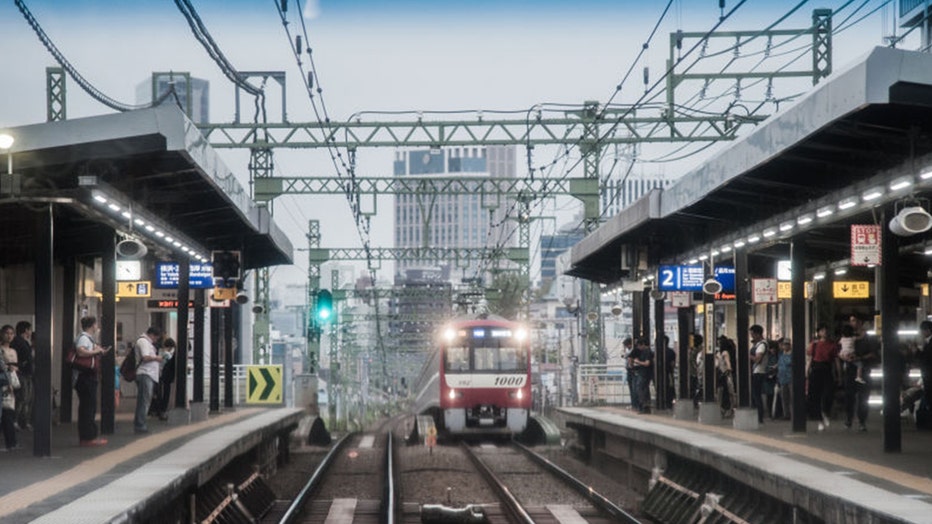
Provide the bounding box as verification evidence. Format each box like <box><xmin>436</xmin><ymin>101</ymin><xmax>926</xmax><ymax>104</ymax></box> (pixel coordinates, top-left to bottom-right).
<box><xmin>0</xmin><ymin>105</ymin><xmax>292</xmax><ymax>269</ymax></box>
<box><xmin>569</xmin><ymin>47</ymin><xmax>932</xmax><ymax>286</ymax></box>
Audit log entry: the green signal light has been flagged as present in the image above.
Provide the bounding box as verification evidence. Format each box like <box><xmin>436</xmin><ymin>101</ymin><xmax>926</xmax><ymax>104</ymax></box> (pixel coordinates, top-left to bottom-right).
<box><xmin>316</xmin><ymin>289</ymin><xmax>333</xmax><ymax>322</ymax></box>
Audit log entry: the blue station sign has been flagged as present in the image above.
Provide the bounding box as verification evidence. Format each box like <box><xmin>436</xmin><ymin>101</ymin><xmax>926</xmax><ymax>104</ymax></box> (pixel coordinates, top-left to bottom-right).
<box><xmin>155</xmin><ymin>262</ymin><xmax>216</xmax><ymax>289</ymax></box>
<box><xmin>658</xmin><ymin>265</ymin><xmax>735</xmax><ymax>292</ymax></box>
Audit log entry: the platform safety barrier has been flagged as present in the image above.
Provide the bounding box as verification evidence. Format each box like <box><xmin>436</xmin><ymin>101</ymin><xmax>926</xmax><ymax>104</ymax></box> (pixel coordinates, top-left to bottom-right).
<box><xmin>576</xmin><ymin>364</ymin><xmax>631</xmax><ymax>405</ymax></box>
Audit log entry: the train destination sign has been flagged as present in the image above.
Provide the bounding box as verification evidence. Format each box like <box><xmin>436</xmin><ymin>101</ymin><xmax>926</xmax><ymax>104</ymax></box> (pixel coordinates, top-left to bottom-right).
<box><xmin>658</xmin><ymin>265</ymin><xmax>735</xmax><ymax>292</ymax></box>
<box><xmin>155</xmin><ymin>262</ymin><xmax>215</xmax><ymax>289</ymax></box>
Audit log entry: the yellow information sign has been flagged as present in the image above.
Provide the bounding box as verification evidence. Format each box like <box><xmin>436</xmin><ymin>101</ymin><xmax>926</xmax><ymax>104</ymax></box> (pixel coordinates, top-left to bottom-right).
<box><xmin>213</xmin><ymin>287</ymin><xmax>237</xmax><ymax>301</ymax></box>
<box><xmin>777</xmin><ymin>281</ymin><xmax>813</xmax><ymax>299</ymax></box>
<box><xmin>833</xmin><ymin>281</ymin><xmax>870</xmax><ymax>299</ymax></box>
<box><xmin>116</xmin><ymin>281</ymin><xmax>151</xmax><ymax>298</ymax></box>
<box><xmin>246</xmin><ymin>365</ymin><xmax>283</xmax><ymax>404</ymax></box>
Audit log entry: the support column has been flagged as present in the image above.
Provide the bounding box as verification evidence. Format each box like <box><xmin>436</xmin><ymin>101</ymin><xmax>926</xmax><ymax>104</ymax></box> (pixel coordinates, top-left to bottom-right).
<box><xmin>735</xmin><ymin>247</ymin><xmax>751</xmax><ymax>407</ymax></box>
<box><xmin>881</xmin><ymin>211</ymin><xmax>902</xmax><ymax>452</ymax></box>
<box><xmin>209</xmin><ymin>307</ymin><xmax>221</xmax><ymax>413</ymax></box>
<box><xmin>60</xmin><ymin>259</ymin><xmax>76</xmax><ymax>424</ymax></box>
<box><xmin>100</xmin><ymin>236</ymin><xmax>117</xmax><ymax>435</ymax></box>
<box><xmin>677</xmin><ymin>306</ymin><xmax>690</xmax><ymax>399</ymax></box>
<box><xmin>224</xmin><ymin>307</ymin><xmax>234</xmax><ymax>409</ymax></box>
<box><xmin>654</xmin><ymin>295</ymin><xmax>666</xmax><ymax>410</ymax></box>
<box><xmin>34</xmin><ymin>204</ymin><xmax>54</xmax><ymax>456</ymax></box>
<box><xmin>174</xmin><ymin>259</ymin><xmax>190</xmax><ymax>411</ymax></box>
<box><xmin>791</xmin><ymin>238</ymin><xmax>808</xmax><ymax>433</ymax></box>
<box><xmin>193</xmin><ymin>289</ymin><xmax>205</xmax><ymax>403</ymax></box>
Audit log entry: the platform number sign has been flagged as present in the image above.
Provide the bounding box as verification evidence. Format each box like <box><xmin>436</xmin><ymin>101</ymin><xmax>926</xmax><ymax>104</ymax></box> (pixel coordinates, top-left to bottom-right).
<box><xmin>246</xmin><ymin>365</ymin><xmax>283</xmax><ymax>404</ymax></box>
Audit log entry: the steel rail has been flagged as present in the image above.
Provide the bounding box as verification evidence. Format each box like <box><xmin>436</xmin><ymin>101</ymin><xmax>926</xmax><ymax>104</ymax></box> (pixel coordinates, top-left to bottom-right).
<box><xmin>277</xmin><ymin>432</ymin><xmax>354</xmax><ymax>524</ymax></box>
<box><xmin>460</xmin><ymin>442</ymin><xmax>535</xmax><ymax>524</ymax></box>
<box><xmin>512</xmin><ymin>441</ymin><xmax>640</xmax><ymax>523</ymax></box>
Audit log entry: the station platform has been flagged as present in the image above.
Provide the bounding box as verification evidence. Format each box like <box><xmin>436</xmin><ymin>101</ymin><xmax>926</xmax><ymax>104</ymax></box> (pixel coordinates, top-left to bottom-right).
<box><xmin>556</xmin><ymin>405</ymin><xmax>932</xmax><ymax>523</ymax></box>
<box><xmin>0</xmin><ymin>402</ymin><xmax>304</xmax><ymax>523</ymax></box>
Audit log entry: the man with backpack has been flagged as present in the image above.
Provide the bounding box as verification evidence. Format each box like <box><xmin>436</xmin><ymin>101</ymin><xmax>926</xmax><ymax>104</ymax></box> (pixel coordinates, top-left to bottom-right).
<box><xmin>133</xmin><ymin>327</ymin><xmax>164</xmax><ymax>435</ymax></box>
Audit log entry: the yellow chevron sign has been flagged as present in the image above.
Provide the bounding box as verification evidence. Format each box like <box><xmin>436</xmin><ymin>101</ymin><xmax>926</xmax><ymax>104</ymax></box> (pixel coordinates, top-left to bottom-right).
<box><xmin>246</xmin><ymin>365</ymin><xmax>283</xmax><ymax>404</ymax></box>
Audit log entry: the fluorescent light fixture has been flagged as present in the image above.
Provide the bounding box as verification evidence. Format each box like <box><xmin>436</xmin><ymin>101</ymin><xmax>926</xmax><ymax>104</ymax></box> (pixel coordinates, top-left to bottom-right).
<box><xmin>720</xmin><ymin>245</ymin><xmax>732</xmax><ymax>253</ymax></box>
<box><xmin>816</xmin><ymin>205</ymin><xmax>834</xmax><ymax>218</ymax></box>
<box><xmin>747</xmin><ymin>234</ymin><xmax>761</xmax><ymax>244</ymax></box>
<box><xmin>145</xmin><ymin>225</ymin><xmax>155</xmax><ymax>232</ymax></box>
<box><xmin>134</xmin><ymin>218</ymin><xmax>145</xmax><ymax>226</ymax></box>
<box><xmin>107</xmin><ymin>203</ymin><xmax>121</xmax><ymax>212</ymax></box>
<box><xmin>762</xmin><ymin>228</ymin><xmax>777</xmax><ymax>238</ymax></box>
<box><xmin>120</xmin><ymin>211</ymin><xmax>131</xmax><ymax>219</ymax></box>
<box><xmin>838</xmin><ymin>196</ymin><xmax>858</xmax><ymax>210</ymax></box>
<box><xmin>711</xmin><ymin>249</ymin><xmax>720</xmax><ymax>256</ymax></box>
<box><xmin>797</xmin><ymin>214</ymin><xmax>813</xmax><ymax>226</ymax></box>
<box><xmin>688</xmin><ymin>258</ymin><xmax>698</xmax><ymax>264</ymax></box>
<box><xmin>925</xmin><ymin>246</ymin><xmax>932</xmax><ymax>255</ymax></box>
<box><xmin>93</xmin><ymin>194</ymin><xmax>107</xmax><ymax>204</ymax></box>
<box><xmin>155</xmin><ymin>231</ymin><xmax>165</xmax><ymax>238</ymax></box>
<box><xmin>779</xmin><ymin>221</ymin><xmax>794</xmax><ymax>232</ymax></box>
<box><xmin>0</xmin><ymin>133</ymin><xmax>14</xmax><ymax>150</ymax></box>
<box><xmin>164</xmin><ymin>236</ymin><xmax>174</xmax><ymax>243</ymax></box>
<box><xmin>862</xmin><ymin>186</ymin><xmax>883</xmax><ymax>201</ymax></box>
<box><xmin>834</xmin><ymin>268</ymin><xmax>847</xmax><ymax>275</ymax></box>
<box><xmin>890</xmin><ymin>175</ymin><xmax>913</xmax><ymax>191</ymax></box>
<box><xmin>733</xmin><ymin>240</ymin><xmax>746</xmax><ymax>248</ymax></box>
<box><xmin>921</xmin><ymin>168</ymin><xmax>932</xmax><ymax>180</ymax></box>
<box><xmin>698</xmin><ymin>254</ymin><xmax>708</xmax><ymax>261</ymax></box>
<box><xmin>813</xmin><ymin>272</ymin><xmax>825</xmax><ymax>281</ymax></box>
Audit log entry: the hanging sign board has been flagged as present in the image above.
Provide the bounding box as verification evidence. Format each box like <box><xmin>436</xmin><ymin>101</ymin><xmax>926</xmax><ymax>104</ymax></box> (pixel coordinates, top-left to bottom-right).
<box><xmin>833</xmin><ymin>281</ymin><xmax>870</xmax><ymax>299</ymax></box>
<box><xmin>850</xmin><ymin>225</ymin><xmax>882</xmax><ymax>266</ymax></box>
<box><xmin>752</xmin><ymin>278</ymin><xmax>778</xmax><ymax>303</ymax></box>
<box><xmin>670</xmin><ymin>291</ymin><xmax>691</xmax><ymax>308</ymax></box>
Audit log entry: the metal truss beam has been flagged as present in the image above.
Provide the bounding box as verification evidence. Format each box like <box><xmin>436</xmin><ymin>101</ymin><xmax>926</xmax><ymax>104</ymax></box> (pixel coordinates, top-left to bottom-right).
<box><xmin>254</xmin><ymin>175</ymin><xmax>572</xmax><ymax>201</ymax></box>
<box><xmin>198</xmin><ymin>113</ymin><xmax>763</xmax><ymax>150</ymax></box>
<box><xmin>304</xmin><ymin>246</ymin><xmax>526</xmax><ymax>264</ymax></box>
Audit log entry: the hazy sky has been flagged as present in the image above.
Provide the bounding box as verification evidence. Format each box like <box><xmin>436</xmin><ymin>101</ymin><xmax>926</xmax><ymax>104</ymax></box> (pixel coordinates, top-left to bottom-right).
<box><xmin>0</xmin><ymin>1</ymin><xmax>910</xmax><ymax>289</ymax></box>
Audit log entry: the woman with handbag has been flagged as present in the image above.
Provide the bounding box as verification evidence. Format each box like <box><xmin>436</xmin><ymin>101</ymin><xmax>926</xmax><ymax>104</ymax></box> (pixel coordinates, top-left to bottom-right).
<box><xmin>73</xmin><ymin>317</ymin><xmax>111</xmax><ymax>447</ymax></box>
<box><xmin>1</xmin><ymin>325</ymin><xmax>21</xmax><ymax>451</ymax></box>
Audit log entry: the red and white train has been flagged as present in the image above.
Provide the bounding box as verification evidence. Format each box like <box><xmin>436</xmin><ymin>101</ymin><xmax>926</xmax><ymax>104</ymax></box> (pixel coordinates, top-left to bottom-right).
<box><xmin>411</xmin><ymin>315</ymin><xmax>531</xmax><ymax>436</ymax></box>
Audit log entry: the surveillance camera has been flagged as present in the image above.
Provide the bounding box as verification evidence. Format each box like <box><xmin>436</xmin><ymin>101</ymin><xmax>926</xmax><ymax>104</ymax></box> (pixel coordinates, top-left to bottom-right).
<box><xmin>611</xmin><ymin>303</ymin><xmax>622</xmax><ymax>316</ymax></box>
<box><xmin>235</xmin><ymin>291</ymin><xmax>249</xmax><ymax>305</ymax></box>
<box><xmin>251</xmin><ymin>305</ymin><xmax>264</xmax><ymax>314</ymax></box>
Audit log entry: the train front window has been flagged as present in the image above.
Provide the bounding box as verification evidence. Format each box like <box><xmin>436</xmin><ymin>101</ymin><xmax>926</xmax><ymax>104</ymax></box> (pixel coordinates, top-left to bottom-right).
<box><xmin>474</xmin><ymin>345</ymin><xmax>525</xmax><ymax>371</ymax></box>
<box><xmin>445</xmin><ymin>346</ymin><xmax>470</xmax><ymax>372</ymax></box>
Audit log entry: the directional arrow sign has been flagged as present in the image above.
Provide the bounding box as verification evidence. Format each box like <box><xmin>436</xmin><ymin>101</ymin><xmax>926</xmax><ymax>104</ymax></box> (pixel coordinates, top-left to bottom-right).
<box><xmin>833</xmin><ymin>281</ymin><xmax>870</xmax><ymax>299</ymax></box>
<box><xmin>246</xmin><ymin>365</ymin><xmax>283</xmax><ymax>404</ymax></box>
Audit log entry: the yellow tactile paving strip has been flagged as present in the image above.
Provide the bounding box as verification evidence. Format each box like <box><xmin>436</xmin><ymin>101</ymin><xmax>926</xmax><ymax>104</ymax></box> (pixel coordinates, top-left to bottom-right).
<box><xmin>0</xmin><ymin>408</ymin><xmax>259</xmax><ymax>518</ymax></box>
<box><xmin>598</xmin><ymin>406</ymin><xmax>932</xmax><ymax>496</ymax></box>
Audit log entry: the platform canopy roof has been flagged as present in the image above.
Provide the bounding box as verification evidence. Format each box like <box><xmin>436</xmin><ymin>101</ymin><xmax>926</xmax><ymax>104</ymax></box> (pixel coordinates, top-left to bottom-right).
<box><xmin>0</xmin><ymin>104</ymin><xmax>292</xmax><ymax>269</ymax></box>
<box><xmin>569</xmin><ymin>47</ymin><xmax>932</xmax><ymax>286</ymax></box>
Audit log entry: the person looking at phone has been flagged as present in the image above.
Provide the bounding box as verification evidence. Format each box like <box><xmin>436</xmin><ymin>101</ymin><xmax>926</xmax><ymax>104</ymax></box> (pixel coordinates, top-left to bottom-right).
<box><xmin>74</xmin><ymin>316</ymin><xmax>110</xmax><ymax>447</ymax></box>
<box><xmin>133</xmin><ymin>326</ymin><xmax>163</xmax><ymax>434</ymax></box>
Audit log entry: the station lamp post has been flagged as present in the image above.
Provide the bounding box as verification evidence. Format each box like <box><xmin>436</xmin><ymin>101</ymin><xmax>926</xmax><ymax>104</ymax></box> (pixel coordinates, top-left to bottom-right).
<box><xmin>0</xmin><ymin>133</ymin><xmax>16</xmax><ymax>196</ymax></box>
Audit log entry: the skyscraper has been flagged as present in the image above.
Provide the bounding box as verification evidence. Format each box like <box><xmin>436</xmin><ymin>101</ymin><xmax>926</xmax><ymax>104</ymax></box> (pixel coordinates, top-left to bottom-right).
<box><xmin>393</xmin><ymin>146</ymin><xmax>517</xmax><ymax>282</ymax></box>
<box><xmin>136</xmin><ymin>72</ymin><xmax>210</xmax><ymax>124</ymax></box>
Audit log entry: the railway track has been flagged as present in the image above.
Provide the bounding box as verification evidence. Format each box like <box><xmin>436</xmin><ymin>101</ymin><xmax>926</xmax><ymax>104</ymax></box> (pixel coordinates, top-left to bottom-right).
<box><xmin>261</xmin><ymin>419</ymin><xmax>639</xmax><ymax>523</ymax></box>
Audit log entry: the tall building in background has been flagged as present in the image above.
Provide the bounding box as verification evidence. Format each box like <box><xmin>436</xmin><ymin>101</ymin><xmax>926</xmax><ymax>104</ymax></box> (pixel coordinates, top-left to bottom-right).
<box><xmin>600</xmin><ymin>175</ymin><xmax>676</xmax><ymax>217</ymax></box>
<box><xmin>136</xmin><ymin>72</ymin><xmax>209</xmax><ymax>124</ymax></box>
<box><xmin>540</xmin><ymin>222</ymin><xmax>585</xmax><ymax>283</ymax></box>
<box><xmin>393</xmin><ymin>146</ymin><xmax>517</xmax><ymax>282</ymax></box>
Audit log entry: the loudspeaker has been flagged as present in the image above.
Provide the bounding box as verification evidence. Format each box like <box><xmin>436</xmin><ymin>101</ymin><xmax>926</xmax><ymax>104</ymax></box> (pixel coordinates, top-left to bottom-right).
<box><xmin>235</xmin><ymin>291</ymin><xmax>249</xmax><ymax>305</ymax></box>
<box><xmin>889</xmin><ymin>206</ymin><xmax>932</xmax><ymax>236</ymax></box>
<box><xmin>611</xmin><ymin>303</ymin><xmax>623</xmax><ymax>316</ymax></box>
<box><xmin>649</xmin><ymin>289</ymin><xmax>665</xmax><ymax>301</ymax></box>
<box><xmin>702</xmin><ymin>278</ymin><xmax>723</xmax><ymax>295</ymax></box>
<box><xmin>116</xmin><ymin>238</ymin><xmax>147</xmax><ymax>259</ymax></box>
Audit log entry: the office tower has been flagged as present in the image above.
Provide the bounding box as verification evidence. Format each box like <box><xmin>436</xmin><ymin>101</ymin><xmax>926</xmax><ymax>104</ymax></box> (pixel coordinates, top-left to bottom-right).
<box><xmin>136</xmin><ymin>72</ymin><xmax>210</xmax><ymax>124</ymax></box>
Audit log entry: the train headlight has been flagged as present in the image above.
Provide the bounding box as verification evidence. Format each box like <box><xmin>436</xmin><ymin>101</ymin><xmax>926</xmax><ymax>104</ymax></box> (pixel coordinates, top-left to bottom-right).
<box><xmin>444</xmin><ymin>328</ymin><xmax>456</xmax><ymax>342</ymax></box>
<box><xmin>448</xmin><ymin>388</ymin><xmax>457</xmax><ymax>400</ymax></box>
<box><xmin>514</xmin><ymin>328</ymin><xmax>528</xmax><ymax>342</ymax></box>
<box><xmin>516</xmin><ymin>388</ymin><xmax>524</xmax><ymax>400</ymax></box>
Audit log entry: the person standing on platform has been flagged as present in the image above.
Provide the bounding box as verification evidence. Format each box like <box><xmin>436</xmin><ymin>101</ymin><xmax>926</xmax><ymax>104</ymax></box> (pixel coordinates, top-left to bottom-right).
<box><xmin>776</xmin><ymin>338</ymin><xmax>793</xmax><ymax>420</ymax></box>
<box><xmin>750</xmin><ymin>325</ymin><xmax>769</xmax><ymax>424</ymax></box>
<box><xmin>0</xmin><ymin>325</ymin><xmax>20</xmax><ymax>450</ymax></box>
<box><xmin>662</xmin><ymin>335</ymin><xmax>676</xmax><ymax>410</ymax></box>
<box><xmin>73</xmin><ymin>316</ymin><xmax>110</xmax><ymax>446</ymax></box>
<box><xmin>152</xmin><ymin>338</ymin><xmax>176</xmax><ymax>421</ymax></box>
<box><xmin>622</xmin><ymin>337</ymin><xmax>638</xmax><ymax>411</ymax></box>
<box><xmin>689</xmin><ymin>334</ymin><xmax>703</xmax><ymax>409</ymax></box>
<box><xmin>716</xmin><ymin>336</ymin><xmax>737</xmax><ymax>418</ymax></box>
<box><xmin>11</xmin><ymin>321</ymin><xmax>33</xmax><ymax>431</ymax></box>
<box><xmin>133</xmin><ymin>327</ymin><xmax>164</xmax><ymax>434</ymax></box>
<box><xmin>632</xmin><ymin>337</ymin><xmax>654</xmax><ymax>414</ymax></box>
<box><xmin>917</xmin><ymin>321</ymin><xmax>932</xmax><ymax>429</ymax></box>
<box><xmin>843</xmin><ymin>315</ymin><xmax>876</xmax><ymax>432</ymax></box>
<box><xmin>807</xmin><ymin>323</ymin><xmax>839</xmax><ymax>430</ymax></box>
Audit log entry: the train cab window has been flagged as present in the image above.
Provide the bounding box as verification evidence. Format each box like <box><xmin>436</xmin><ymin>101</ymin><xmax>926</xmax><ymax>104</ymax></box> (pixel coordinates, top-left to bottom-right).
<box><xmin>445</xmin><ymin>346</ymin><xmax>470</xmax><ymax>372</ymax></box>
<box><xmin>498</xmin><ymin>346</ymin><xmax>523</xmax><ymax>371</ymax></box>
